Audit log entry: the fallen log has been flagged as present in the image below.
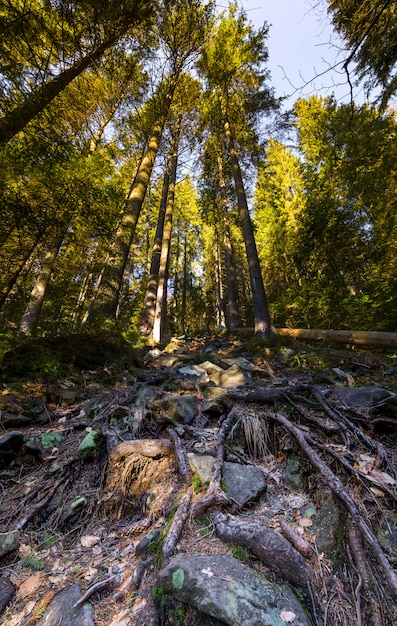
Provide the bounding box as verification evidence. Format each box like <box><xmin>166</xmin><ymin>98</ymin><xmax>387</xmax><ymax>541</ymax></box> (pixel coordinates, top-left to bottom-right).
<box><xmin>234</xmin><ymin>327</ymin><xmax>397</xmax><ymax>348</ymax></box>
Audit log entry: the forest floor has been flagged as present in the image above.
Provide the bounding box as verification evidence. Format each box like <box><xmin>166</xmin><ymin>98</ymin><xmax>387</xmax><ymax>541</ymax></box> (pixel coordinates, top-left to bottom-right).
<box><xmin>0</xmin><ymin>332</ymin><xmax>397</xmax><ymax>626</ymax></box>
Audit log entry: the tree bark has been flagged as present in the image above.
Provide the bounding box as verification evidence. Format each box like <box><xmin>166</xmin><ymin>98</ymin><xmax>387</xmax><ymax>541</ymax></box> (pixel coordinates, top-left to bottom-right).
<box><xmin>89</xmin><ymin>121</ymin><xmax>165</xmax><ymax>325</ymax></box>
<box><xmin>19</xmin><ymin>233</ymin><xmax>65</xmax><ymax>335</ymax></box>
<box><xmin>152</xmin><ymin>116</ymin><xmax>181</xmax><ymax>343</ymax></box>
<box><xmin>0</xmin><ymin>30</ymin><xmax>125</xmax><ymax>145</ymax></box>
<box><xmin>214</xmin><ymin>231</ymin><xmax>226</xmax><ymax>331</ymax></box>
<box><xmin>0</xmin><ymin>236</ymin><xmax>41</xmax><ymax>308</ymax></box>
<box><xmin>222</xmin><ymin>116</ymin><xmax>273</xmax><ymax>337</ymax></box>
<box><xmin>139</xmin><ymin>139</ymin><xmax>173</xmax><ymax>335</ymax></box>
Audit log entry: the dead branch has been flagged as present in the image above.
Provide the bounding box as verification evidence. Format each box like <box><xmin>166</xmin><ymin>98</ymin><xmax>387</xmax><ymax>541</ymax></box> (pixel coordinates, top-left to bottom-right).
<box><xmin>192</xmin><ymin>409</ymin><xmax>238</xmax><ymax>518</ymax></box>
<box><xmin>279</xmin><ymin>520</ymin><xmax>314</xmax><ymax>560</ymax></box>
<box><xmin>264</xmin><ymin>410</ymin><xmax>397</xmax><ymax>597</ymax></box>
<box><xmin>72</xmin><ymin>575</ymin><xmax>118</xmax><ymax>610</ymax></box>
<box><xmin>162</xmin><ymin>488</ymin><xmax>192</xmax><ymax>562</ymax></box>
<box><xmin>167</xmin><ymin>427</ymin><xmax>192</xmax><ymax>482</ymax></box>
<box><xmin>213</xmin><ymin>512</ymin><xmax>315</xmax><ymax>589</ymax></box>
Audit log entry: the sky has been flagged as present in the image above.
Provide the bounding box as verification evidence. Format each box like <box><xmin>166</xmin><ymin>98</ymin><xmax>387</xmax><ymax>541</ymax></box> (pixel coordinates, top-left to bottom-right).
<box><xmin>238</xmin><ymin>0</ymin><xmax>370</xmax><ymax>107</ymax></box>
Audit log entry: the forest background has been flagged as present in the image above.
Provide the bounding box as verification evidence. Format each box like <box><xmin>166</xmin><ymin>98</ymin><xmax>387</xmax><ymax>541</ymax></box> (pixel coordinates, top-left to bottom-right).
<box><xmin>1</xmin><ymin>0</ymin><xmax>396</xmax><ymax>350</ymax></box>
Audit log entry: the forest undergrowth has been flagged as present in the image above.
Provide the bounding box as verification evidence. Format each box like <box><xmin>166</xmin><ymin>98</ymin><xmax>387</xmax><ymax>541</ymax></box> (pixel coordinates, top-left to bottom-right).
<box><xmin>0</xmin><ymin>333</ymin><xmax>397</xmax><ymax>626</ymax></box>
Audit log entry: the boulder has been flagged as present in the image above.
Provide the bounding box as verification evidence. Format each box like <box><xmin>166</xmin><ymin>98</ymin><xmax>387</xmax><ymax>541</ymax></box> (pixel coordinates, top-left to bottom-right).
<box><xmin>209</xmin><ymin>364</ymin><xmax>247</xmax><ymax>388</ymax></box>
<box><xmin>159</xmin><ymin>555</ymin><xmax>311</xmax><ymax>626</ymax></box>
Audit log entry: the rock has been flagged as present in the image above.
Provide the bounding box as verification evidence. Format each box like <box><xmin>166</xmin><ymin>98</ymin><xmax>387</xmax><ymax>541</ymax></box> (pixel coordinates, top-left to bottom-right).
<box><xmin>0</xmin><ymin>531</ymin><xmax>20</xmax><ymax>557</ymax></box>
<box><xmin>61</xmin><ymin>497</ymin><xmax>88</xmax><ymax>523</ymax></box>
<box><xmin>24</xmin><ymin>431</ymin><xmax>64</xmax><ymax>459</ymax></box>
<box><xmin>187</xmin><ymin>454</ymin><xmax>266</xmax><ymax>506</ymax></box>
<box><xmin>283</xmin><ymin>455</ymin><xmax>306</xmax><ymax>491</ymax></box>
<box><xmin>159</xmin><ymin>555</ymin><xmax>311</xmax><ymax>626</ymax></box>
<box><xmin>35</xmin><ymin>583</ymin><xmax>95</xmax><ymax>626</ymax></box>
<box><xmin>220</xmin><ymin>357</ymin><xmax>263</xmax><ymax>372</ymax></box>
<box><xmin>0</xmin><ymin>577</ymin><xmax>15</xmax><ymax>615</ymax></box>
<box><xmin>209</xmin><ymin>364</ymin><xmax>247</xmax><ymax>388</ymax></box>
<box><xmin>155</xmin><ymin>395</ymin><xmax>199</xmax><ymax>424</ymax></box>
<box><xmin>336</xmin><ymin>386</ymin><xmax>395</xmax><ymax>407</ymax></box>
<box><xmin>0</xmin><ymin>431</ymin><xmax>24</xmax><ymax>466</ymax></box>
<box><xmin>311</xmin><ymin>492</ymin><xmax>343</xmax><ymax>558</ymax></box>
<box><xmin>177</xmin><ymin>365</ymin><xmax>209</xmax><ymax>383</ymax></box>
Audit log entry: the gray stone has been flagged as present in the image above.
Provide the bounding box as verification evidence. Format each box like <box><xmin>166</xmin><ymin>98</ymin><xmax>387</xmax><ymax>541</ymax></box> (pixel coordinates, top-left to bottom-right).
<box><xmin>0</xmin><ymin>531</ymin><xmax>20</xmax><ymax>557</ymax></box>
<box><xmin>187</xmin><ymin>454</ymin><xmax>266</xmax><ymax>506</ymax></box>
<box><xmin>311</xmin><ymin>493</ymin><xmax>343</xmax><ymax>558</ymax></box>
<box><xmin>336</xmin><ymin>386</ymin><xmax>395</xmax><ymax>407</ymax></box>
<box><xmin>159</xmin><ymin>555</ymin><xmax>311</xmax><ymax>626</ymax></box>
<box><xmin>0</xmin><ymin>577</ymin><xmax>15</xmax><ymax>615</ymax></box>
<box><xmin>36</xmin><ymin>583</ymin><xmax>95</xmax><ymax>626</ymax></box>
<box><xmin>209</xmin><ymin>364</ymin><xmax>247</xmax><ymax>388</ymax></box>
<box><xmin>157</xmin><ymin>395</ymin><xmax>199</xmax><ymax>424</ymax></box>
<box><xmin>221</xmin><ymin>357</ymin><xmax>263</xmax><ymax>372</ymax></box>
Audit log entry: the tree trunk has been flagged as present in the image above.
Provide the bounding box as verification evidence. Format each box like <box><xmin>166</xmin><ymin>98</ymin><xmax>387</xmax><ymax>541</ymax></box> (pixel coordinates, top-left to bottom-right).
<box><xmin>0</xmin><ymin>237</ymin><xmax>41</xmax><ymax>308</ymax></box>
<box><xmin>19</xmin><ymin>233</ymin><xmax>65</xmax><ymax>335</ymax></box>
<box><xmin>152</xmin><ymin>117</ymin><xmax>181</xmax><ymax>343</ymax></box>
<box><xmin>181</xmin><ymin>235</ymin><xmax>188</xmax><ymax>335</ymax></box>
<box><xmin>0</xmin><ymin>30</ymin><xmax>125</xmax><ymax>145</ymax></box>
<box><xmin>139</xmin><ymin>142</ymin><xmax>173</xmax><ymax>334</ymax></box>
<box><xmin>217</xmin><ymin>154</ymin><xmax>240</xmax><ymax>330</ymax></box>
<box><xmin>88</xmin><ymin>120</ymin><xmax>165</xmax><ymax>325</ymax></box>
<box><xmin>223</xmin><ymin>117</ymin><xmax>273</xmax><ymax>337</ymax></box>
<box><xmin>214</xmin><ymin>232</ymin><xmax>226</xmax><ymax>331</ymax></box>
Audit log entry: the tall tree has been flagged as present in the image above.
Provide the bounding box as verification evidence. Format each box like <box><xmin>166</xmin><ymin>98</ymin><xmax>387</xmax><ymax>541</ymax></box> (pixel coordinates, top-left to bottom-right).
<box><xmin>0</xmin><ymin>0</ymin><xmax>155</xmax><ymax>143</ymax></box>
<box><xmin>198</xmin><ymin>4</ymin><xmax>277</xmax><ymax>337</ymax></box>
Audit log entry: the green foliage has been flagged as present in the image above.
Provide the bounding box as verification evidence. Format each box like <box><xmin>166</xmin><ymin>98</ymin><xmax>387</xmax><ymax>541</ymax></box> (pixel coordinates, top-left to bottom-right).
<box><xmin>326</xmin><ymin>0</ymin><xmax>397</xmax><ymax>105</ymax></box>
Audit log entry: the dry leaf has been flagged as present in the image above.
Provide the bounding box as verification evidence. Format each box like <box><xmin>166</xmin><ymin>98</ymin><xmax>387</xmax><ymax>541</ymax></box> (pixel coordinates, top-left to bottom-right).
<box><xmin>368</xmin><ymin>469</ymin><xmax>396</xmax><ymax>486</ymax></box>
<box><xmin>18</xmin><ymin>572</ymin><xmax>44</xmax><ymax>597</ymax></box>
<box><xmin>369</xmin><ymin>486</ymin><xmax>385</xmax><ymax>497</ymax></box>
<box><xmin>280</xmin><ymin>609</ymin><xmax>296</xmax><ymax>622</ymax></box>
<box><xmin>80</xmin><ymin>534</ymin><xmax>100</xmax><ymax>547</ymax></box>
<box><xmin>298</xmin><ymin>518</ymin><xmax>313</xmax><ymax>527</ymax></box>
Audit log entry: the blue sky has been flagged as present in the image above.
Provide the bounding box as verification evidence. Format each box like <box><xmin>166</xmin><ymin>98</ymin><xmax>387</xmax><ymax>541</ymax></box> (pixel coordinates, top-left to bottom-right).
<box><xmin>239</xmin><ymin>0</ymin><xmax>370</xmax><ymax>107</ymax></box>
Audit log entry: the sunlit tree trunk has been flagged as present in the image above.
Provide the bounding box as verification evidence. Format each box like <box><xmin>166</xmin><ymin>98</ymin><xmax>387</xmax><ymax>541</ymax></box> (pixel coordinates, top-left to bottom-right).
<box><xmin>217</xmin><ymin>154</ymin><xmax>240</xmax><ymax>330</ymax></box>
<box><xmin>19</xmin><ymin>233</ymin><xmax>65</xmax><ymax>335</ymax></box>
<box><xmin>139</xmin><ymin>139</ymin><xmax>174</xmax><ymax>334</ymax></box>
<box><xmin>214</xmin><ymin>232</ymin><xmax>226</xmax><ymax>331</ymax></box>
<box><xmin>0</xmin><ymin>30</ymin><xmax>125</xmax><ymax>145</ymax></box>
<box><xmin>180</xmin><ymin>235</ymin><xmax>188</xmax><ymax>335</ymax></box>
<box><xmin>88</xmin><ymin>119</ymin><xmax>166</xmax><ymax>326</ymax></box>
<box><xmin>0</xmin><ymin>236</ymin><xmax>41</xmax><ymax>308</ymax></box>
<box><xmin>223</xmin><ymin>114</ymin><xmax>273</xmax><ymax>337</ymax></box>
<box><xmin>152</xmin><ymin>117</ymin><xmax>181</xmax><ymax>343</ymax></box>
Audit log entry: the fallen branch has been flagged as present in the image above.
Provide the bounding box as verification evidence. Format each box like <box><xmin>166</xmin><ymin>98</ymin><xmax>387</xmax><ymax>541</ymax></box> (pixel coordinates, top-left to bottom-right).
<box><xmin>72</xmin><ymin>575</ymin><xmax>118</xmax><ymax>610</ymax></box>
<box><xmin>264</xmin><ymin>410</ymin><xmax>397</xmax><ymax>597</ymax></box>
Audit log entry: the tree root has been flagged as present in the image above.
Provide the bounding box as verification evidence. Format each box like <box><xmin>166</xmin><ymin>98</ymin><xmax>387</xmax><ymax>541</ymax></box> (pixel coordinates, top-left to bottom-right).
<box><xmin>192</xmin><ymin>409</ymin><xmax>238</xmax><ymax>518</ymax></box>
<box><xmin>162</xmin><ymin>488</ymin><xmax>192</xmax><ymax>562</ymax></box>
<box><xmin>213</xmin><ymin>511</ymin><xmax>315</xmax><ymax>589</ymax></box>
<box><xmin>167</xmin><ymin>426</ymin><xmax>192</xmax><ymax>482</ymax></box>
<box><xmin>264</xmin><ymin>409</ymin><xmax>397</xmax><ymax>598</ymax></box>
